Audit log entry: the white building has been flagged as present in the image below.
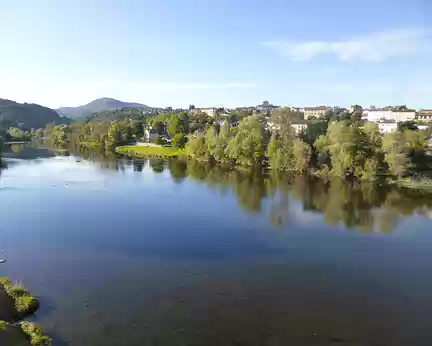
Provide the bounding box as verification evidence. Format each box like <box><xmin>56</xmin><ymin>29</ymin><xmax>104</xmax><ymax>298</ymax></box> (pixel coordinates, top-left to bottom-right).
<box><xmin>291</xmin><ymin>123</ymin><xmax>308</xmax><ymax>134</ymax></box>
<box><xmin>365</xmin><ymin>110</ymin><xmax>415</xmax><ymax>122</ymax></box>
<box><xmin>417</xmin><ymin>110</ymin><xmax>432</xmax><ymax>121</ymax></box>
<box><xmin>376</xmin><ymin>120</ymin><xmax>398</xmax><ymax>134</ymax></box>
<box><xmin>189</xmin><ymin>108</ymin><xmax>217</xmax><ymax>117</ymax></box>
<box><xmin>266</xmin><ymin>121</ymin><xmax>308</xmax><ymax>134</ymax></box>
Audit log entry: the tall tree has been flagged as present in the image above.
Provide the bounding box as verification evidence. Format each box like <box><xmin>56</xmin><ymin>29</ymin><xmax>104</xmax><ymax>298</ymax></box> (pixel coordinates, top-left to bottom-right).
<box><xmin>226</xmin><ymin>116</ymin><xmax>267</xmax><ymax>166</ymax></box>
<box><xmin>186</xmin><ymin>133</ymin><xmax>208</xmax><ymax>159</ymax></box>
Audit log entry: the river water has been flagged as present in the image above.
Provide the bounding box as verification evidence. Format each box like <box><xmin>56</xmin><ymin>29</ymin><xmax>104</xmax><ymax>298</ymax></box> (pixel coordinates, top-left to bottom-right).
<box><xmin>1</xmin><ymin>143</ymin><xmax>432</xmax><ymax>345</ymax></box>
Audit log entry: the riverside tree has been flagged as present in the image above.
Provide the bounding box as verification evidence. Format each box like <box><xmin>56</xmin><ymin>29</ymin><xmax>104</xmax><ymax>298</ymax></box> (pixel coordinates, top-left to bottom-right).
<box><xmin>226</xmin><ymin>116</ymin><xmax>268</xmax><ymax>166</ymax></box>
<box><xmin>314</xmin><ymin>121</ymin><xmax>384</xmax><ymax>181</ymax></box>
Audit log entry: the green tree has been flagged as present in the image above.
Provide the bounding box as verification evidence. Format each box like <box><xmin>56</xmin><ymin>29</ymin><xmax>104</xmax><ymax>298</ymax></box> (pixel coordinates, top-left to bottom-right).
<box><xmin>186</xmin><ymin>133</ymin><xmax>208</xmax><ymax>159</ymax></box>
<box><xmin>168</xmin><ymin>115</ymin><xmax>182</xmax><ymax>136</ymax></box>
<box><xmin>205</xmin><ymin>125</ymin><xmax>219</xmax><ymax>158</ymax></box>
<box><xmin>105</xmin><ymin>122</ymin><xmax>130</xmax><ymax>150</ymax></box>
<box><xmin>270</xmin><ymin>107</ymin><xmax>301</xmax><ymax>126</ymax></box>
<box><xmin>266</xmin><ymin>125</ymin><xmax>295</xmax><ymax>171</ymax></box>
<box><xmin>8</xmin><ymin>127</ymin><xmax>30</xmax><ymax>141</ymax></box>
<box><xmin>226</xmin><ymin>116</ymin><xmax>267</xmax><ymax>166</ymax></box>
<box><xmin>51</xmin><ymin>125</ymin><xmax>70</xmax><ymax>145</ymax></box>
<box><xmin>215</xmin><ymin>121</ymin><xmax>231</xmax><ymax>162</ymax></box>
<box><xmin>172</xmin><ymin>133</ymin><xmax>188</xmax><ymax>149</ymax></box>
<box><xmin>314</xmin><ymin>121</ymin><xmax>383</xmax><ymax>180</ymax></box>
<box><xmin>382</xmin><ymin>131</ymin><xmax>410</xmax><ymax>178</ymax></box>
<box><xmin>129</xmin><ymin>120</ymin><xmax>143</xmax><ymax>138</ymax></box>
<box><xmin>189</xmin><ymin>111</ymin><xmax>212</xmax><ymax>133</ymax></box>
<box><xmin>292</xmin><ymin>138</ymin><xmax>312</xmax><ymax>172</ymax></box>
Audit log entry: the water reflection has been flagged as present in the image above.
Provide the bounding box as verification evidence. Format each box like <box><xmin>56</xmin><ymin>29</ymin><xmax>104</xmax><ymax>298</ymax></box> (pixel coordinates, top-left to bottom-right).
<box><xmin>4</xmin><ymin>142</ymin><xmax>432</xmax><ymax>235</ymax></box>
<box><xmin>164</xmin><ymin>160</ymin><xmax>432</xmax><ymax>234</ymax></box>
<box><xmin>3</xmin><ymin>144</ymin><xmax>432</xmax><ymax>346</ymax></box>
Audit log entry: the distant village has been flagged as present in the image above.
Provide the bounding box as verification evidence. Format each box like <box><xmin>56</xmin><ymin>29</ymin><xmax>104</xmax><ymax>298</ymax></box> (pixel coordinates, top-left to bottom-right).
<box><xmin>142</xmin><ymin>101</ymin><xmax>432</xmax><ymax>135</ymax></box>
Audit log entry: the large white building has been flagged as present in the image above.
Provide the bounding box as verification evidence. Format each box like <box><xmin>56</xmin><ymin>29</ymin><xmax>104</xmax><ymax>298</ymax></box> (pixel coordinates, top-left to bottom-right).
<box><xmin>364</xmin><ymin>109</ymin><xmax>415</xmax><ymax>122</ymax></box>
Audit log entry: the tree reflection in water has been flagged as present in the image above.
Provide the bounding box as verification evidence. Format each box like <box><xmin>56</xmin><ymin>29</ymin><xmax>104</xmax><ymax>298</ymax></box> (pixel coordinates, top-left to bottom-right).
<box><xmin>168</xmin><ymin>160</ymin><xmax>432</xmax><ymax>234</ymax></box>
<box><xmin>17</xmin><ymin>140</ymin><xmax>432</xmax><ymax>235</ymax></box>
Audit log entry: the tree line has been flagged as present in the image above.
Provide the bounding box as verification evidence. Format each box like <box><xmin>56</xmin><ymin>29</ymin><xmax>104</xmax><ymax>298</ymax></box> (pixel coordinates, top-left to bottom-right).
<box><xmin>44</xmin><ymin>107</ymin><xmax>432</xmax><ymax>181</ymax></box>
<box><xmin>187</xmin><ymin>109</ymin><xmax>431</xmax><ymax>181</ymax></box>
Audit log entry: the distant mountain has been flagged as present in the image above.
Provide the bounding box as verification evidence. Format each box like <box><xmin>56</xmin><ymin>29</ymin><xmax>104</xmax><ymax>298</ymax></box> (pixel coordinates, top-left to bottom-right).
<box><xmin>57</xmin><ymin>98</ymin><xmax>148</xmax><ymax>119</ymax></box>
<box><xmin>0</xmin><ymin>98</ymin><xmax>62</xmax><ymax>130</ymax></box>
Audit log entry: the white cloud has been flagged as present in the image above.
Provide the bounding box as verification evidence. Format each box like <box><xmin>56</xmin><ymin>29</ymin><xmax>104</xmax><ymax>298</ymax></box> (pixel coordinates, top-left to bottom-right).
<box><xmin>262</xmin><ymin>29</ymin><xmax>426</xmax><ymax>62</ymax></box>
<box><xmin>135</xmin><ymin>82</ymin><xmax>257</xmax><ymax>90</ymax></box>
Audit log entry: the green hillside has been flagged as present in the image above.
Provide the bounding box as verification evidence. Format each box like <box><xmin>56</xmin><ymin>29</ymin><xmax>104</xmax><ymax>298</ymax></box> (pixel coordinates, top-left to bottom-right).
<box><xmin>0</xmin><ymin>98</ymin><xmax>63</xmax><ymax>130</ymax></box>
<box><xmin>57</xmin><ymin>97</ymin><xmax>148</xmax><ymax>119</ymax></box>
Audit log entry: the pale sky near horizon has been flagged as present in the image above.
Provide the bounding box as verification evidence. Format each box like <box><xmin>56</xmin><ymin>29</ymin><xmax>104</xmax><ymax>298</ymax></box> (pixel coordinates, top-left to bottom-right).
<box><xmin>0</xmin><ymin>0</ymin><xmax>431</xmax><ymax>109</ymax></box>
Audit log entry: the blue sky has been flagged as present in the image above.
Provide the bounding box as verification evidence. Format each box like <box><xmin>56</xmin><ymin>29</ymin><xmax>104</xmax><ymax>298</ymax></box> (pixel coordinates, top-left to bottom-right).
<box><xmin>0</xmin><ymin>0</ymin><xmax>431</xmax><ymax>109</ymax></box>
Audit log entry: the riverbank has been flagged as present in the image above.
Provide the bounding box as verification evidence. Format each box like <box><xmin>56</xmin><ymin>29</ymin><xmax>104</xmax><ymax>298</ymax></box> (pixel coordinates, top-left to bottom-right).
<box><xmin>115</xmin><ymin>145</ymin><xmax>183</xmax><ymax>158</ymax></box>
<box><xmin>0</xmin><ymin>278</ymin><xmax>51</xmax><ymax>345</ymax></box>
<box><xmin>115</xmin><ymin>146</ymin><xmax>432</xmax><ymax>193</ymax></box>
<box><xmin>0</xmin><ymin>321</ymin><xmax>51</xmax><ymax>345</ymax></box>
<box><xmin>0</xmin><ymin>278</ymin><xmax>39</xmax><ymax>320</ymax></box>
<box><xmin>393</xmin><ymin>177</ymin><xmax>432</xmax><ymax>192</ymax></box>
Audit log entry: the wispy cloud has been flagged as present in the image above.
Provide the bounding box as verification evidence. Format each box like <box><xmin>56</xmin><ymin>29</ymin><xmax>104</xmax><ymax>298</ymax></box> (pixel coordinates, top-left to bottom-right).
<box><xmin>262</xmin><ymin>29</ymin><xmax>427</xmax><ymax>62</ymax></box>
<box><xmin>135</xmin><ymin>83</ymin><xmax>257</xmax><ymax>90</ymax></box>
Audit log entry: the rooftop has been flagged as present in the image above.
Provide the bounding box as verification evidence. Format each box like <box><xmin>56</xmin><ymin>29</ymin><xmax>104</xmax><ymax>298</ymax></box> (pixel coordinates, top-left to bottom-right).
<box><xmin>303</xmin><ymin>106</ymin><xmax>331</xmax><ymax>111</ymax></box>
<box><xmin>368</xmin><ymin>109</ymin><xmax>415</xmax><ymax>112</ymax></box>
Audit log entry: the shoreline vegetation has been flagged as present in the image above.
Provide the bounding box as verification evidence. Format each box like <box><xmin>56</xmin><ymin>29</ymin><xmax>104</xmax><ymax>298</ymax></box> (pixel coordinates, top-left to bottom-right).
<box><xmin>0</xmin><ymin>278</ymin><xmax>51</xmax><ymax>345</ymax></box>
<box><xmin>39</xmin><ymin>106</ymin><xmax>432</xmax><ymax>191</ymax></box>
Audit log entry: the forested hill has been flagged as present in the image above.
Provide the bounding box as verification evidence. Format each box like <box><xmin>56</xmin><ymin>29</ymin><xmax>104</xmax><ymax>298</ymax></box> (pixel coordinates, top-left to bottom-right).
<box><xmin>83</xmin><ymin>107</ymin><xmax>149</xmax><ymax>123</ymax></box>
<box><xmin>0</xmin><ymin>98</ymin><xmax>64</xmax><ymax>130</ymax></box>
<box><xmin>57</xmin><ymin>98</ymin><xmax>148</xmax><ymax>119</ymax></box>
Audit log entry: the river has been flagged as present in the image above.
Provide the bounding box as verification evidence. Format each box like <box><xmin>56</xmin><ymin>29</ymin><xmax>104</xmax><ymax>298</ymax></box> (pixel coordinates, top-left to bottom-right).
<box><xmin>1</xmin><ymin>142</ymin><xmax>432</xmax><ymax>345</ymax></box>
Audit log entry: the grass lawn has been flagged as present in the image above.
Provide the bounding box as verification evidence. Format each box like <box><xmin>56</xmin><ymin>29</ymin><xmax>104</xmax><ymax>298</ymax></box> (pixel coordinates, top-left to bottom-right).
<box><xmin>115</xmin><ymin>145</ymin><xmax>181</xmax><ymax>158</ymax></box>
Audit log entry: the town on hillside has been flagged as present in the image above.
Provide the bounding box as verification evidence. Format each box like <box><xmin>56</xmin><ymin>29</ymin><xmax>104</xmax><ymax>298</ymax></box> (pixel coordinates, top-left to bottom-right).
<box><xmin>141</xmin><ymin>101</ymin><xmax>432</xmax><ymax>143</ymax></box>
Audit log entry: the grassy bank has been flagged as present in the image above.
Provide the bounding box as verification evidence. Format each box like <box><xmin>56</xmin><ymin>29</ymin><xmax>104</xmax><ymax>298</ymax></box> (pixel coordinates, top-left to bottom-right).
<box><xmin>115</xmin><ymin>145</ymin><xmax>182</xmax><ymax>158</ymax></box>
<box><xmin>0</xmin><ymin>321</ymin><xmax>51</xmax><ymax>345</ymax></box>
<box><xmin>0</xmin><ymin>278</ymin><xmax>51</xmax><ymax>345</ymax></box>
<box><xmin>0</xmin><ymin>278</ymin><xmax>39</xmax><ymax>319</ymax></box>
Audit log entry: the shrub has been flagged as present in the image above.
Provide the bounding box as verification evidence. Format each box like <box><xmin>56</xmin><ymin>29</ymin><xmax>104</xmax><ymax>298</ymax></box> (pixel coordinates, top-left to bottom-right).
<box><xmin>172</xmin><ymin>133</ymin><xmax>188</xmax><ymax>149</ymax></box>
<box><xmin>0</xmin><ymin>277</ymin><xmax>11</xmax><ymax>286</ymax></box>
<box><xmin>21</xmin><ymin>322</ymin><xmax>52</xmax><ymax>345</ymax></box>
<box><xmin>15</xmin><ymin>295</ymin><xmax>39</xmax><ymax>313</ymax></box>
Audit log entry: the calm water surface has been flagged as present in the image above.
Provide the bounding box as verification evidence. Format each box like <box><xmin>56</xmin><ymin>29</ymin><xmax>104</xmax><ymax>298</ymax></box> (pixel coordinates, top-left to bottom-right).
<box><xmin>1</xmin><ymin>143</ymin><xmax>432</xmax><ymax>345</ymax></box>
